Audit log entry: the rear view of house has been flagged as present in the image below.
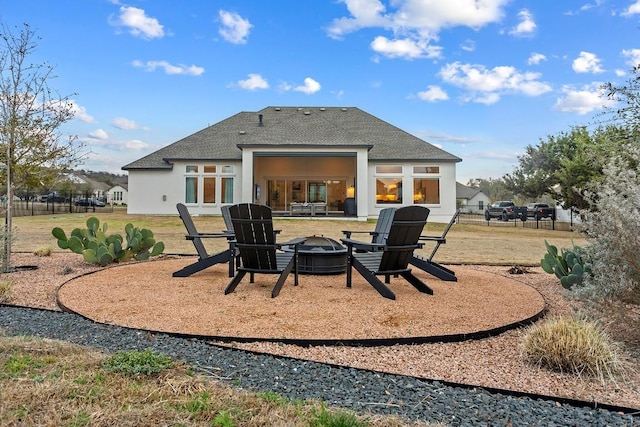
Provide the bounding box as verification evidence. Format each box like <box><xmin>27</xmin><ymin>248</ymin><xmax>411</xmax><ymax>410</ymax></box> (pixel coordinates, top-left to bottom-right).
<box><xmin>123</xmin><ymin>106</ymin><xmax>462</xmax><ymax>222</ymax></box>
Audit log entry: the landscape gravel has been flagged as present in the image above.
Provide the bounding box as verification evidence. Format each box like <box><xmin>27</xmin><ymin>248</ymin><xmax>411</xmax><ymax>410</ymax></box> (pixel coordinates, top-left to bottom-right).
<box><xmin>1</xmin><ymin>304</ymin><xmax>638</xmax><ymax>427</ymax></box>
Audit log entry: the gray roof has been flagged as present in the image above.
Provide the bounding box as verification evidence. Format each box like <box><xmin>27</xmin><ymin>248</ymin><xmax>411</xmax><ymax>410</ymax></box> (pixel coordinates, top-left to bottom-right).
<box><xmin>123</xmin><ymin>106</ymin><xmax>462</xmax><ymax>170</ymax></box>
<box><xmin>456</xmin><ymin>182</ymin><xmax>487</xmax><ymax>200</ymax></box>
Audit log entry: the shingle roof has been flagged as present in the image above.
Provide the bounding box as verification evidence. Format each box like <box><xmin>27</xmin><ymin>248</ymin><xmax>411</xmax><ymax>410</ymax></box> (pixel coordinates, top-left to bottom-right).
<box><xmin>456</xmin><ymin>182</ymin><xmax>486</xmax><ymax>200</ymax></box>
<box><xmin>123</xmin><ymin>106</ymin><xmax>461</xmax><ymax>170</ymax></box>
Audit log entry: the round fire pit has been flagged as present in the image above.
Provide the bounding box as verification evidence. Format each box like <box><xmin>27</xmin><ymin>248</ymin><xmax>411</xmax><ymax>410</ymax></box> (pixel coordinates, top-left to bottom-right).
<box><xmin>284</xmin><ymin>235</ymin><xmax>347</xmax><ymax>275</ymax></box>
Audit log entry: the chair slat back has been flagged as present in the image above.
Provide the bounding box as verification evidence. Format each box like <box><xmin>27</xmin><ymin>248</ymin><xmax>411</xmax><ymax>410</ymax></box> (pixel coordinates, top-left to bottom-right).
<box><xmin>221</xmin><ymin>205</ymin><xmax>234</xmax><ymax>234</ymax></box>
<box><xmin>229</xmin><ymin>203</ymin><xmax>278</xmax><ymax>270</ymax></box>
<box><xmin>379</xmin><ymin>206</ymin><xmax>430</xmax><ymax>271</ymax></box>
<box><xmin>176</xmin><ymin>203</ymin><xmax>208</xmax><ymax>260</ymax></box>
<box><xmin>372</xmin><ymin>207</ymin><xmax>396</xmax><ymax>244</ymax></box>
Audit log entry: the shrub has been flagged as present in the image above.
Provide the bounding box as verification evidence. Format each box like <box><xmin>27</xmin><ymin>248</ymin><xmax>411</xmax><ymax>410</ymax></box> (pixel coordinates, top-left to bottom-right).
<box><xmin>102</xmin><ymin>349</ymin><xmax>173</xmax><ymax>376</ymax></box>
<box><xmin>0</xmin><ymin>279</ymin><xmax>12</xmax><ymax>303</ymax></box>
<box><xmin>578</xmin><ymin>141</ymin><xmax>640</xmax><ymax>304</ymax></box>
<box><xmin>32</xmin><ymin>245</ymin><xmax>52</xmax><ymax>257</ymax></box>
<box><xmin>52</xmin><ymin>217</ymin><xmax>164</xmax><ymax>266</ymax></box>
<box><xmin>521</xmin><ymin>315</ymin><xmax>624</xmax><ymax>383</ymax></box>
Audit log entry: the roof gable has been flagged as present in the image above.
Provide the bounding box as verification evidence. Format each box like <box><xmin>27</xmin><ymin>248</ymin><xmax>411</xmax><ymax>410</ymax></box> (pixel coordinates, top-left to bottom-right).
<box><xmin>123</xmin><ymin>106</ymin><xmax>461</xmax><ymax>170</ymax></box>
<box><xmin>456</xmin><ymin>182</ymin><xmax>488</xmax><ymax>200</ymax></box>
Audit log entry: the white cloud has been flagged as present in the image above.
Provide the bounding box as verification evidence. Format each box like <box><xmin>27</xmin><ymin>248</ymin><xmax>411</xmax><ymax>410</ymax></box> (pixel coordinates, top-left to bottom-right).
<box><xmin>389</xmin><ymin>0</ymin><xmax>508</xmax><ymax>32</ymax></box>
<box><xmin>461</xmin><ymin>39</ymin><xmax>475</xmax><ymax>52</ymax></box>
<box><xmin>615</xmin><ymin>69</ymin><xmax>627</xmax><ymax>77</ymax></box>
<box><xmin>326</xmin><ymin>0</ymin><xmax>509</xmax><ymax>59</ymax></box>
<box><xmin>112</xmin><ymin>117</ymin><xmax>142</xmax><ymax>130</ymax></box>
<box><xmin>622</xmin><ymin>48</ymin><xmax>640</xmax><ymax>67</ymax></box>
<box><xmin>110</xmin><ymin>6</ymin><xmax>164</xmax><ymax>40</ymax></box>
<box><xmin>325</xmin><ymin>0</ymin><xmax>390</xmax><ymax>39</ymax></box>
<box><xmin>88</xmin><ymin>129</ymin><xmax>108</xmax><ymax>140</ymax></box>
<box><xmin>554</xmin><ymin>83</ymin><xmax>614</xmax><ymax>115</ymax></box>
<box><xmin>132</xmin><ymin>60</ymin><xmax>205</xmax><ymax>76</ymax></box>
<box><xmin>69</xmin><ymin>101</ymin><xmax>95</xmax><ymax>123</ymax></box>
<box><xmin>294</xmin><ymin>77</ymin><xmax>321</xmax><ymax>94</ymax></box>
<box><xmin>572</xmin><ymin>51</ymin><xmax>604</xmax><ymax>73</ymax></box>
<box><xmin>236</xmin><ymin>73</ymin><xmax>269</xmax><ymax>90</ymax></box>
<box><xmin>438</xmin><ymin>62</ymin><xmax>552</xmax><ymax>104</ymax></box>
<box><xmin>416</xmin><ymin>85</ymin><xmax>449</xmax><ymax>102</ymax></box>
<box><xmin>80</xmin><ymin>135</ymin><xmax>152</xmax><ymax>151</ymax></box>
<box><xmin>622</xmin><ymin>0</ymin><xmax>640</xmax><ymax>16</ymax></box>
<box><xmin>218</xmin><ymin>10</ymin><xmax>252</xmax><ymax>44</ymax></box>
<box><xmin>527</xmin><ymin>52</ymin><xmax>547</xmax><ymax>65</ymax></box>
<box><xmin>564</xmin><ymin>1</ymin><xmax>605</xmax><ymax>16</ymax></box>
<box><xmin>509</xmin><ymin>9</ymin><xmax>536</xmax><ymax>36</ymax></box>
<box><xmin>370</xmin><ymin>36</ymin><xmax>441</xmax><ymax>59</ymax></box>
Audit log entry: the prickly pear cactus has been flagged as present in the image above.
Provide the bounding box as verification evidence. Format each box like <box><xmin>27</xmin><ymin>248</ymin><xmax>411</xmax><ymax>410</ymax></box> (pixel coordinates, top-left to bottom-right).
<box><xmin>541</xmin><ymin>240</ymin><xmax>591</xmax><ymax>289</ymax></box>
<box><xmin>52</xmin><ymin>217</ymin><xmax>164</xmax><ymax>267</ymax></box>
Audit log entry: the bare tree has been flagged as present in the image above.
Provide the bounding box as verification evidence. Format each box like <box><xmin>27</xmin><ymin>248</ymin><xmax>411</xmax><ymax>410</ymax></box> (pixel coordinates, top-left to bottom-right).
<box><xmin>0</xmin><ymin>22</ymin><xmax>83</xmax><ymax>271</ymax></box>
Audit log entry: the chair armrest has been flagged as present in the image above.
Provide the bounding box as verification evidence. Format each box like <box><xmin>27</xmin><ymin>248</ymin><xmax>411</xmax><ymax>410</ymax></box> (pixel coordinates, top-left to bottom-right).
<box><xmin>418</xmin><ymin>236</ymin><xmax>446</xmax><ymax>243</ymax></box>
<box><xmin>185</xmin><ymin>232</ymin><xmax>234</xmax><ymax>240</ymax></box>
<box><xmin>341</xmin><ymin>230</ymin><xmax>377</xmax><ymax>237</ymax></box>
<box><xmin>340</xmin><ymin>238</ymin><xmax>385</xmax><ymax>252</ymax></box>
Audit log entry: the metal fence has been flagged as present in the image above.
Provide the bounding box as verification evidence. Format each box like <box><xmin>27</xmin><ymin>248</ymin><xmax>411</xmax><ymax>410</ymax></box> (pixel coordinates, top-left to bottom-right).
<box><xmin>1</xmin><ymin>197</ymin><xmax>114</xmax><ymax>217</ymax></box>
<box><xmin>457</xmin><ymin>205</ymin><xmax>581</xmax><ymax>232</ymax></box>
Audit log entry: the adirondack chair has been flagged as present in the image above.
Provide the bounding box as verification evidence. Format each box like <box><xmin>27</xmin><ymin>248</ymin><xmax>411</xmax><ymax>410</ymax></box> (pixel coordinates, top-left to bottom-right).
<box><xmin>341</xmin><ymin>205</ymin><xmax>432</xmax><ymax>300</ymax></box>
<box><xmin>173</xmin><ymin>203</ymin><xmax>236</xmax><ymax>278</ymax></box>
<box><xmin>341</xmin><ymin>207</ymin><xmax>396</xmax><ymax>250</ymax></box>
<box><xmin>224</xmin><ymin>203</ymin><xmax>303</xmax><ymax>298</ymax></box>
<box><xmin>221</xmin><ymin>205</ymin><xmax>234</xmax><ymax>234</ymax></box>
<box><xmin>410</xmin><ymin>208</ymin><xmax>460</xmax><ymax>282</ymax></box>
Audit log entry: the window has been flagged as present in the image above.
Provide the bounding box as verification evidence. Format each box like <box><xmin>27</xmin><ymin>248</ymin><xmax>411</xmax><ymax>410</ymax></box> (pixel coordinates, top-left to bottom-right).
<box><xmin>478</xmin><ymin>200</ymin><xmax>484</xmax><ymax>210</ymax></box>
<box><xmin>185</xmin><ymin>177</ymin><xmax>198</xmax><ymax>203</ymax></box>
<box><xmin>221</xmin><ymin>177</ymin><xmax>234</xmax><ymax>203</ymax></box>
<box><xmin>184</xmin><ymin>164</ymin><xmax>235</xmax><ymax>204</ymax></box>
<box><xmin>203</xmin><ymin>177</ymin><xmax>216</xmax><ymax>203</ymax></box>
<box><xmin>413</xmin><ymin>165</ymin><xmax>440</xmax><ymax>205</ymax></box>
<box><xmin>203</xmin><ymin>166</ymin><xmax>216</xmax><ymax>203</ymax></box>
<box><xmin>375</xmin><ymin>165</ymin><xmax>403</xmax><ymax>204</ymax></box>
<box><xmin>376</xmin><ymin>165</ymin><xmax>402</xmax><ymax>174</ymax></box>
<box><xmin>413</xmin><ymin>166</ymin><xmax>439</xmax><ymax>174</ymax></box>
<box><xmin>413</xmin><ymin>178</ymin><xmax>439</xmax><ymax>204</ymax></box>
<box><xmin>376</xmin><ymin>178</ymin><xmax>403</xmax><ymax>204</ymax></box>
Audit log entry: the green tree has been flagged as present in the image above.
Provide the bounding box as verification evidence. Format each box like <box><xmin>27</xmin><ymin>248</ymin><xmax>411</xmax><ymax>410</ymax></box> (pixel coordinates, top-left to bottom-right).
<box><xmin>503</xmin><ymin>125</ymin><xmax>628</xmax><ymax>211</ymax></box>
<box><xmin>0</xmin><ymin>22</ymin><xmax>82</xmax><ymax>271</ymax></box>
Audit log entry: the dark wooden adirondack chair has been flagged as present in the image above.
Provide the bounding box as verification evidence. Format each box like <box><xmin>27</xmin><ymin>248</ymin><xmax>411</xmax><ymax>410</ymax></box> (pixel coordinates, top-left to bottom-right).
<box><xmin>410</xmin><ymin>208</ymin><xmax>460</xmax><ymax>282</ymax></box>
<box><xmin>221</xmin><ymin>205</ymin><xmax>234</xmax><ymax>234</ymax></box>
<box><xmin>173</xmin><ymin>203</ymin><xmax>236</xmax><ymax>278</ymax></box>
<box><xmin>342</xmin><ymin>207</ymin><xmax>396</xmax><ymax>250</ymax></box>
<box><xmin>341</xmin><ymin>205</ymin><xmax>432</xmax><ymax>300</ymax></box>
<box><xmin>224</xmin><ymin>203</ymin><xmax>303</xmax><ymax>298</ymax></box>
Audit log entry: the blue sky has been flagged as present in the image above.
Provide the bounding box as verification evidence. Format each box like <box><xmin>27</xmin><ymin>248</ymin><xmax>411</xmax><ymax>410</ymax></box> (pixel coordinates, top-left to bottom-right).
<box><xmin>1</xmin><ymin>0</ymin><xmax>639</xmax><ymax>184</ymax></box>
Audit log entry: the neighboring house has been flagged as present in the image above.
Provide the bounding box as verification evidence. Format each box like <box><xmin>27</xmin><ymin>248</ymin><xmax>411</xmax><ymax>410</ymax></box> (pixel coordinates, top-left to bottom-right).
<box><xmin>58</xmin><ymin>172</ymin><xmax>110</xmax><ymax>200</ymax></box>
<box><xmin>107</xmin><ymin>184</ymin><xmax>128</xmax><ymax>205</ymax></box>
<box><xmin>123</xmin><ymin>106</ymin><xmax>462</xmax><ymax>222</ymax></box>
<box><xmin>456</xmin><ymin>182</ymin><xmax>490</xmax><ymax>214</ymax></box>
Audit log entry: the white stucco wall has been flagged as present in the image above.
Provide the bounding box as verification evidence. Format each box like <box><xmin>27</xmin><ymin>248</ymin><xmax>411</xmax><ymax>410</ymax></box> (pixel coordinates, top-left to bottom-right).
<box><xmin>127</xmin><ymin>161</ymin><xmax>243</xmax><ymax>215</ymax></box>
<box><xmin>127</xmin><ymin>157</ymin><xmax>458</xmax><ymax>221</ymax></box>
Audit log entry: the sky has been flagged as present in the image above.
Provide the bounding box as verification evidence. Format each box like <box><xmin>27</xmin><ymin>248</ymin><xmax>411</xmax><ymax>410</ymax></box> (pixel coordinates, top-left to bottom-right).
<box><xmin>1</xmin><ymin>0</ymin><xmax>639</xmax><ymax>184</ymax></box>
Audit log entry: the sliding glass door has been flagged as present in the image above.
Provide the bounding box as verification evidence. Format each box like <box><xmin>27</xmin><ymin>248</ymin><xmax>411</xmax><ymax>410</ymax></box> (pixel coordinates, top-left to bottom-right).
<box><xmin>265</xmin><ymin>179</ymin><xmax>347</xmax><ymax>212</ymax></box>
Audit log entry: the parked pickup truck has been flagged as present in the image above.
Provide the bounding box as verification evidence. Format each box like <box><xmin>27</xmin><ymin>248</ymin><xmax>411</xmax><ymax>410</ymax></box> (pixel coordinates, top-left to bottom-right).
<box><xmin>526</xmin><ymin>203</ymin><xmax>556</xmax><ymax>220</ymax></box>
<box><xmin>484</xmin><ymin>201</ymin><xmax>525</xmax><ymax>221</ymax></box>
